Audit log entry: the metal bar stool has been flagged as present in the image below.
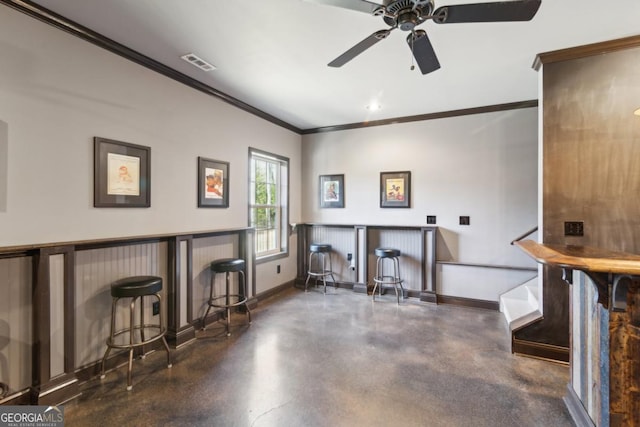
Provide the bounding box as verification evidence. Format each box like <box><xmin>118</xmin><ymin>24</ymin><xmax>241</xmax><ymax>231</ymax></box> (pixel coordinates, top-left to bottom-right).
<box><xmin>201</xmin><ymin>258</ymin><xmax>251</xmax><ymax>337</ymax></box>
<box><xmin>304</xmin><ymin>243</ymin><xmax>337</xmax><ymax>294</ymax></box>
<box><xmin>100</xmin><ymin>275</ymin><xmax>172</xmax><ymax>391</ymax></box>
<box><xmin>372</xmin><ymin>248</ymin><xmax>405</xmax><ymax>304</ymax></box>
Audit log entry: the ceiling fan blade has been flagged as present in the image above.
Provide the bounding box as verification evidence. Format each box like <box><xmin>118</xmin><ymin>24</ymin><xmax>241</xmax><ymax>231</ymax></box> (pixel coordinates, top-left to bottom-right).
<box><xmin>433</xmin><ymin>0</ymin><xmax>541</xmax><ymax>24</ymax></box>
<box><xmin>407</xmin><ymin>31</ymin><xmax>441</xmax><ymax>75</ymax></box>
<box><xmin>328</xmin><ymin>29</ymin><xmax>392</xmax><ymax>67</ymax></box>
<box><xmin>302</xmin><ymin>0</ymin><xmax>382</xmax><ymax>14</ymax></box>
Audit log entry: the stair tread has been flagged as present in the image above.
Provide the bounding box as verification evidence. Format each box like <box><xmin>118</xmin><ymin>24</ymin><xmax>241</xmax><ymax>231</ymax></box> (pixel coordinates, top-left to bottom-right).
<box><xmin>501</xmin><ymin>297</ymin><xmax>537</xmax><ymax>324</ymax></box>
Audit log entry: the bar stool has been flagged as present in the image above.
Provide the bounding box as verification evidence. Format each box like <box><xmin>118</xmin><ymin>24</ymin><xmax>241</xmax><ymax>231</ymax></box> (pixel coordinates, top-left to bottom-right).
<box><xmin>100</xmin><ymin>275</ymin><xmax>172</xmax><ymax>391</ymax></box>
<box><xmin>372</xmin><ymin>248</ymin><xmax>405</xmax><ymax>304</ymax></box>
<box><xmin>304</xmin><ymin>243</ymin><xmax>337</xmax><ymax>294</ymax></box>
<box><xmin>202</xmin><ymin>258</ymin><xmax>251</xmax><ymax>337</ymax></box>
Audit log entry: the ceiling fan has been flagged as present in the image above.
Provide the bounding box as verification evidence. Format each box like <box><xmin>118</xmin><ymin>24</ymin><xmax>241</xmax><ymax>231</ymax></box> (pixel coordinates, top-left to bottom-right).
<box><xmin>305</xmin><ymin>0</ymin><xmax>541</xmax><ymax>74</ymax></box>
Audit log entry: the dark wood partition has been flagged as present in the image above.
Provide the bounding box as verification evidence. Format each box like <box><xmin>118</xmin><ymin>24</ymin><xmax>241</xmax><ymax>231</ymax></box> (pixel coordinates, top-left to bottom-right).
<box><xmin>297</xmin><ymin>224</ymin><xmax>437</xmax><ymax>301</ymax></box>
<box><xmin>0</xmin><ymin>227</ymin><xmax>255</xmax><ymax>406</ymax></box>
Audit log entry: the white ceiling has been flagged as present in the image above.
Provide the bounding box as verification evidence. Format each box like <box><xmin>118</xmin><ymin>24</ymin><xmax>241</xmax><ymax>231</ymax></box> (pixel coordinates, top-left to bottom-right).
<box><xmin>27</xmin><ymin>0</ymin><xmax>640</xmax><ymax>131</ymax></box>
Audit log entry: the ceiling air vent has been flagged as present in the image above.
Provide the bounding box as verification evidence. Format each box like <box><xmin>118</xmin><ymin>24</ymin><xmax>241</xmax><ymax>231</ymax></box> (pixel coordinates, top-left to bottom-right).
<box><xmin>180</xmin><ymin>53</ymin><xmax>216</xmax><ymax>71</ymax></box>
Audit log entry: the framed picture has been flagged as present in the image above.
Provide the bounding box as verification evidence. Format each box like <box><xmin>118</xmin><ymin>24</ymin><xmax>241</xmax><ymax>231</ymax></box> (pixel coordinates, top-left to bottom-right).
<box><xmin>94</xmin><ymin>137</ymin><xmax>150</xmax><ymax>208</ymax></box>
<box><xmin>380</xmin><ymin>171</ymin><xmax>411</xmax><ymax>208</ymax></box>
<box><xmin>198</xmin><ymin>157</ymin><xmax>229</xmax><ymax>208</ymax></box>
<box><xmin>319</xmin><ymin>174</ymin><xmax>344</xmax><ymax>208</ymax></box>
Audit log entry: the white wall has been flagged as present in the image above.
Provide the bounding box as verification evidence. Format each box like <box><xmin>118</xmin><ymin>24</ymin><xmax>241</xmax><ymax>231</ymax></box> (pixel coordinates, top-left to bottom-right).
<box><xmin>302</xmin><ymin>108</ymin><xmax>539</xmax><ymax>300</ymax></box>
<box><xmin>0</xmin><ymin>5</ymin><xmax>539</xmax><ymax>302</ymax></box>
<box><xmin>0</xmin><ymin>6</ymin><xmax>301</xmax><ymax>253</ymax></box>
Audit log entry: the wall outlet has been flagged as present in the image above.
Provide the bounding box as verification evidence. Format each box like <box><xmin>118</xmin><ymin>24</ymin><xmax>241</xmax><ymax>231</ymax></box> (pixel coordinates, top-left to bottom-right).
<box><xmin>152</xmin><ymin>301</ymin><xmax>160</xmax><ymax>316</ymax></box>
<box><xmin>426</xmin><ymin>215</ymin><xmax>436</xmax><ymax>224</ymax></box>
<box><xmin>276</xmin><ymin>264</ymin><xmax>281</xmax><ymax>274</ymax></box>
<box><xmin>459</xmin><ymin>216</ymin><xmax>470</xmax><ymax>225</ymax></box>
<box><xmin>564</xmin><ymin>221</ymin><xmax>584</xmax><ymax>236</ymax></box>
<box><xmin>347</xmin><ymin>253</ymin><xmax>353</xmax><ymax>261</ymax></box>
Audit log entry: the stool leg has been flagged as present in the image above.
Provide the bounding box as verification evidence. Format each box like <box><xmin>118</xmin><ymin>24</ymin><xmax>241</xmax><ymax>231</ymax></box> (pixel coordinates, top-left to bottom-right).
<box><xmin>201</xmin><ymin>272</ymin><xmax>215</xmax><ymax>330</ymax></box>
<box><xmin>139</xmin><ymin>295</ymin><xmax>146</xmax><ymax>358</ymax></box>
<box><xmin>240</xmin><ymin>270</ymin><xmax>252</xmax><ymax>324</ymax></box>
<box><xmin>100</xmin><ymin>297</ymin><xmax>118</xmax><ymax>379</ymax></box>
<box><xmin>126</xmin><ymin>297</ymin><xmax>136</xmax><ymax>391</ymax></box>
<box><xmin>372</xmin><ymin>257</ymin><xmax>380</xmax><ymax>301</ymax></box>
<box><xmin>225</xmin><ymin>272</ymin><xmax>231</xmax><ymax>337</ymax></box>
<box><xmin>327</xmin><ymin>251</ymin><xmax>337</xmax><ymax>289</ymax></box>
<box><xmin>157</xmin><ymin>293</ymin><xmax>172</xmax><ymax>368</ymax></box>
<box><xmin>395</xmin><ymin>257</ymin><xmax>405</xmax><ymax>304</ymax></box>
<box><xmin>393</xmin><ymin>259</ymin><xmax>400</xmax><ymax>305</ymax></box>
<box><xmin>321</xmin><ymin>253</ymin><xmax>327</xmax><ymax>295</ymax></box>
<box><xmin>304</xmin><ymin>251</ymin><xmax>313</xmax><ymax>292</ymax></box>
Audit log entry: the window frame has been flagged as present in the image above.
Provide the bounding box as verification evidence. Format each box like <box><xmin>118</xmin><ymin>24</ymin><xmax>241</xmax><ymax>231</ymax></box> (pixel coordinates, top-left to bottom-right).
<box><xmin>248</xmin><ymin>148</ymin><xmax>290</xmax><ymax>263</ymax></box>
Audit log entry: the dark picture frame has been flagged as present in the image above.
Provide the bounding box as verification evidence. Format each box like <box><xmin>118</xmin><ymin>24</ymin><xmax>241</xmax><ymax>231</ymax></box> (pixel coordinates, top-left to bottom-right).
<box><xmin>319</xmin><ymin>174</ymin><xmax>345</xmax><ymax>208</ymax></box>
<box><xmin>380</xmin><ymin>171</ymin><xmax>411</xmax><ymax>208</ymax></box>
<box><xmin>94</xmin><ymin>137</ymin><xmax>150</xmax><ymax>208</ymax></box>
<box><xmin>198</xmin><ymin>157</ymin><xmax>229</xmax><ymax>208</ymax></box>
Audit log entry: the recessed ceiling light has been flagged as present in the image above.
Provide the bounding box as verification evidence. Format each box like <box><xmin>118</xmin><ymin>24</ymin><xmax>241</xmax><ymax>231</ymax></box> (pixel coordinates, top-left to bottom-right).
<box><xmin>181</xmin><ymin>53</ymin><xmax>216</xmax><ymax>72</ymax></box>
<box><xmin>367</xmin><ymin>102</ymin><xmax>382</xmax><ymax>111</ymax></box>
<box><xmin>634</xmin><ymin>108</ymin><xmax>640</xmax><ymax>116</ymax></box>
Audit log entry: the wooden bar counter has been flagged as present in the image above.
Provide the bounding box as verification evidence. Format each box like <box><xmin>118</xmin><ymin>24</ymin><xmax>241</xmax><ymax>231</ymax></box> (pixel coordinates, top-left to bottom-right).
<box><xmin>515</xmin><ymin>240</ymin><xmax>640</xmax><ymax>426</ymax></box>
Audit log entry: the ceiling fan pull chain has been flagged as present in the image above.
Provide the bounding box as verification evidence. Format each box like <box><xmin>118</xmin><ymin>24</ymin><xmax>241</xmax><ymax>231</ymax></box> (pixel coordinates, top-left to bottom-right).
<box><xmin>410</xmin><ymin>31</ymin><xmax>416</xmax><ymax>71</ymax></box>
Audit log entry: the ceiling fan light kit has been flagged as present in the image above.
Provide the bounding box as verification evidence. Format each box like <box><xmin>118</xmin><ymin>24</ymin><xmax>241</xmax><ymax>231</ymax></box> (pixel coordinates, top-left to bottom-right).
<box><xmin>311</xmin><ymin>0</ymin><xmax>541</xmax><ymax>74</ymax></box>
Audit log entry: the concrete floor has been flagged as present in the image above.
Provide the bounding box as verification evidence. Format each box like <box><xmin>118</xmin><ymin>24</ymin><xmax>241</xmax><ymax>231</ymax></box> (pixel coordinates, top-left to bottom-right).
<box><xmin>65</xmin><ymin>287</ymin><xmax>574</xmax><ymax>426</ymax></box>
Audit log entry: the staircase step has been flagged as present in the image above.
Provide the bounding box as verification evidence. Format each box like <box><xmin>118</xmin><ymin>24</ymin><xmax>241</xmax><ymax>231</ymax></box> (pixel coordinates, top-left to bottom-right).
<box><xmin>499</xmin><ymin>277</ymin><xmax>541</xmax><ymax>331</ymax></box>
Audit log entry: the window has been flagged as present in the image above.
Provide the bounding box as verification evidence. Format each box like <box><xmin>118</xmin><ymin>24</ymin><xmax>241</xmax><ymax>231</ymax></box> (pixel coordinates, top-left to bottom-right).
<box><xmin>249</xmin><ymin>148</ymin><xmax>289</xmax><ymax>259</ymax></box>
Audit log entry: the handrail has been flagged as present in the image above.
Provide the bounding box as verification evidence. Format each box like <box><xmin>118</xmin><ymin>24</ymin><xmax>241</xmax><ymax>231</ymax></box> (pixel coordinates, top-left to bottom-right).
<box><xmin>437</xmin><ymin>260</ymin><xmax>537</xmax><ymax>272</ymax></box>
<box><xmin>510</xmin><ymin>226</ymin><xmax>538</xmax><ymax>245</ymax></box>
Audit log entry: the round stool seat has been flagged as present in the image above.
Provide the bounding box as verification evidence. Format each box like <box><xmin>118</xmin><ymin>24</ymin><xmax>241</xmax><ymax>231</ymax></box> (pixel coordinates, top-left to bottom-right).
<box><xmin>211</xmin><ymin>258</ymin><xmax>245</xmax><ymax>273</ymax></box>
<box><xmin>375</xmin><ymin>248</ymin><xmax>401</xmax><ymax>258</ymax></box>
<box><xmin>111</xmin><ymin>276</ymin><xmax>162</xmax><ymax>298</ymax></box>
<box><xmin>310</xmin><ymin>243</ymin><xmax>332</xmax><ymax>253</ymax></box>
<box><xmin>101</xmin><ymin>275</ymin><xmax>171</xmax><ymax>391</ymax></box>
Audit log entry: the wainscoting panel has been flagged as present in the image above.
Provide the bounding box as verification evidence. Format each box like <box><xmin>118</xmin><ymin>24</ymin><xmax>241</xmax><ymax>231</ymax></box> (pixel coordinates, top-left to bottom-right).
<box><xmin>49</xmin><ymin>253</ymin><xmax>65</xmax><ymax>378</ymax></box>
<box><xmin>368</xmin><ymin>229</ymin><xmax>422</xmax><ymax>291</ymax></box>
<box><xmin>192</xmin><ymin>235</ymin><xmax>239</xmax><ymax>320</ymax></box>
<box><xmin>0</xmin><ymin>256</ymin><xmax>32</xmax><ymax>394</ymax></box>
<box><xmin>309</xmin><ymin>226</ymin><xmax>355</xmax><ymax>283</ymax></box>
<box><xmin>245</xmin><ymin>231</ymin><xmax>255</xmax><ymax>297</ymax></box>
<box><xmin>424</xmin><ymin>228</ymin><xmax>436</xmax><ymax>294</ymax></box>
<box><xmin>179</xmin><ymin>240</ymin><xmax>189</xmax><ymax>327</ymax></box>
<box><xmin>356</xmin><ymin>227</ymin><xmax>366</xmax><ymax>284</ymax></box>
<box><xmin>74</xmin><ymin>242</ymin><xmax>168</xmax><ymax>368</ymax></box>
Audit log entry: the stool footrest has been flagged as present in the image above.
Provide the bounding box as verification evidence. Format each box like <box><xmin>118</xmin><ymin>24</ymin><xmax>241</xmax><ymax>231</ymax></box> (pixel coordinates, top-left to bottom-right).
<box><xmin>208</xmin><ymin>294</ymin><xmax>248</xmax><ymax>308</ymax></box>
<box><xmin>307</xmin><ymin>271</ymin><xmax>335</xmax><ymax>277</ymax></box>
<box><xmin>107</xmin><ymin>326</ymin><xmax>167</xmax><ymax>349</ymax></box>
<box><xmin>373</xmin><ymin>276</ymin><xmax>404</xmax><ymax>284</ymax></box>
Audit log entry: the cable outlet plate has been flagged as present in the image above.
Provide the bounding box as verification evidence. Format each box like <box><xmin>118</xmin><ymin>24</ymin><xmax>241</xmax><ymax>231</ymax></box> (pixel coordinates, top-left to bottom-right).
<box><xmin>564</xmin><ymin>221</ymin><xmax>584</xmax><ymax>236</ymax></box>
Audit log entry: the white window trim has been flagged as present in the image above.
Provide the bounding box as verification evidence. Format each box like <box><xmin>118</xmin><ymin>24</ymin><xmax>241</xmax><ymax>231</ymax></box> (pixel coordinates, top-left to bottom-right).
<box><xmin>248</xmin><ymin>148</ymin><xmax>289</xmax><ymax>261</ymax></box>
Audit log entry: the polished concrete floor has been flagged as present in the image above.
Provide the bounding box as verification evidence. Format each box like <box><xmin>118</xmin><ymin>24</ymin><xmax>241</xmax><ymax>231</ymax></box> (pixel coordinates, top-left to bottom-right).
<box><xmin>65</xmin><ymin>287</ymin><xmax>574</xmax><ymax>426</ymax></box>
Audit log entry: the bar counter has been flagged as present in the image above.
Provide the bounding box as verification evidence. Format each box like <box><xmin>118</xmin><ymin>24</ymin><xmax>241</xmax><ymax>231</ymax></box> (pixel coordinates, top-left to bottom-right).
<box><xmin>515</xmin><ymin>240</ymin><xmax>640</xmax><ymax>426</ymax></box>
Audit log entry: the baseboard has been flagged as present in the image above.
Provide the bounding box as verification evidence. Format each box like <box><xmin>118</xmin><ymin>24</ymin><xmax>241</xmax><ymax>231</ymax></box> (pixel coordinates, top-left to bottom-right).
<box><xmin>31</xmin><ymin>374</ymin><xmax>81</xmax><ymax>406</ymax></box>
<box><xmin>75</xmin><ymin>339</ymin><xmax>165</xmax><ymax>383</ymax></box>
<box><xmin>563</xmin><ymin>383</ymin><xmax>595</xmax><ymax>427</ymax></box>
<box><xmin>167</xmin><ymin>325</ymin><xmax>197</xmax><ymax>348</ymax></box>
<box><xmin>0</xmin><ymin>389</ymin><xmax>32</xmax><ymax>405</ymax></box>
<box><xmin>437</xmin><ymin>295</ymin><xmax>499</xmax><ymax>311</ymax></box>
<box><xmin>420</xmin><ymin>291</ymin><xmax>437</xmax><ymax>303</ymax></box>
<box><xmin>256</xmin><ymin>280</ymin><xmax>295</xmax><ymax>302</ymax></box>
<box><xmin>352</xmin><ymin>283</ymin><xmax>368</xmax><ymax>294</ymax></box>
<box><xmin>512</xmin><ymin>338</ymin><xmax>570</xmax><ymax>364</ymax></box>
